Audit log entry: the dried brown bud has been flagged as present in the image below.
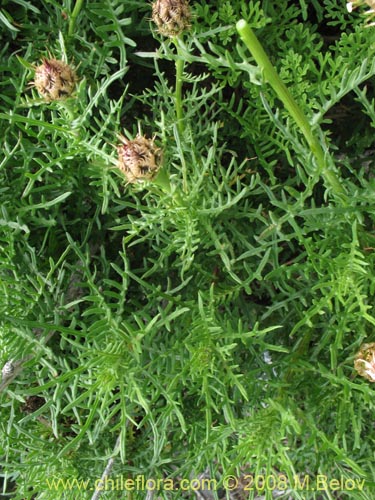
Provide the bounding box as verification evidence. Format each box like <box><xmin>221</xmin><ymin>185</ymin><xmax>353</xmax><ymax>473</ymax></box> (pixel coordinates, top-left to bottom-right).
<box><xmin>117</xmin><ymin>134</ymin><xmax>163</xmax><ymax>183</ymax></box>
<box><xmin>152</xmin><ymin>0</ymin><xmax>191</xmax><ymax>38</ymax></box>
<box><xmin>33</xmin><ymin>58</ymin><xmax>76</xmax><ymax>101</ymax></box>
<box><xmin>354</xmin><ymin>342</ymin><xmax>375</xmax><ymax>382</ymax></box>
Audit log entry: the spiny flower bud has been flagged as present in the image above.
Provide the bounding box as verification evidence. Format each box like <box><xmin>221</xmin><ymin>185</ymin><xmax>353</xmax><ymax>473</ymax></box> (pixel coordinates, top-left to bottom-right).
<box><xmin>33</xmin><ymin>58</ymin><xmax>76</xmax><ymax>101</ymax></box>
<box><xmin>354</xmin><ymin>342</ymin><xmax>375</xmax><ymax>382</ymax></box>
<box><xmin>152</xmin><ymin>0</ymin><xmax>191</xmax><ymax>38</ymax></box>
<box><xmin>117</xmin><ymin>134</ymin><xmax>163</xmax><ymax>184</ymax></box>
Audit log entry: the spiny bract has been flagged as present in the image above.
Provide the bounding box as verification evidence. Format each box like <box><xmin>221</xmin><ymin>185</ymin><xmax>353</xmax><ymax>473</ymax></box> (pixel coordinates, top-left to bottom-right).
<box><xmin>354</xmin><ymin>342</ymin><xmax>375</xmax><ymax>382</ymax></box>
<box><xmin>116</xmin><ymin>134</ymin><xmax>163</xmax><ymax>183</ymax></box>
<box><xmin>33</xmin><ymin>58</ymin><xmax>76</xmax><ymax>101</ymax></box>
<box><xmin>152</xmin><ymin>0</ymin><xmax>191</xmax><ymax>38</ymax></box>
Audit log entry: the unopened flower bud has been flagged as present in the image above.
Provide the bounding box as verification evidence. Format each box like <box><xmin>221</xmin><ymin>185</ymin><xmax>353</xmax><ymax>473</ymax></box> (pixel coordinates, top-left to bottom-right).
<box><xmin>117</xmin><ymin>134</ymin><xmax>163</xmax><ymax>183</ymax></box>
<box><xmin>354</xmin><ymin>342</ymin><xmax>375</xmax><ymax>382</ymax></box>
<box><xmin>33</xmin><ymin>58</ymin><xmax>76</xmax><ymax>101</ymax></box>
<box><xmin>152</xmin><ymin>0</ymin><xmax>191</xmax><ymax>38</ymax></box>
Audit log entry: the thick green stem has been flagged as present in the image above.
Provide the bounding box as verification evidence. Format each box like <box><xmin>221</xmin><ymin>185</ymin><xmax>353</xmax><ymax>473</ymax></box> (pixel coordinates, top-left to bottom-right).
<box><xmin>152</xmin><ymin>167</ymin><xmax>183</xmax><ymax>204</ymax></box>
<box><xmin>69</xmin><ymin>0</ymin><xmax>85</xmax><ymax>37</ymax></box>
<box><xmin>58</xmin><ymin>99</ymin><xmax>75</xmax><ymax>122</ymax></box>
<box><xmin>153</xmin><ymin>166</ymin><xmax>172</xmax><ymax>193</ymax></box>
<box><xmin>236</xmin><ymin>19</ymin><xmax>346</xmax><ymax>198</ymax></box>
<box><xmin>173</xmin><ymin>40</ymin><xmax>184</xmax><ymax>135</ymax></box>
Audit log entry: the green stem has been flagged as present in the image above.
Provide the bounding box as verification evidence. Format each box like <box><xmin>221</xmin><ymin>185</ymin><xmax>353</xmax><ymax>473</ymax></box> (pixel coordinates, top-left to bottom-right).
<box><xmin>236</xmin><ymin>19</ymin><xmax>346</xmax><ymax>199</ymax></box>
<box><xmin>156</xmin><ymin>167</ymin><xmax>184</xmax><ymax>202</ymax></box>
<box><xmin>58</xmin><ymin>99</ymin><xmax>75</xmax><ymax>122</ymax></box>
<box><xmin>173</xmin><ymin>40</ymin><xmax>185</xmax><ymax>135</ymax></box>
<box><xmin>69</xmin><ymin>0</ymin><xmax>85</xmax><ymax>37</ymax></box>
<box><xmin>153</xmin><ymin>166</ymin><xmax>172</xmax><ymax>193</ymax></box>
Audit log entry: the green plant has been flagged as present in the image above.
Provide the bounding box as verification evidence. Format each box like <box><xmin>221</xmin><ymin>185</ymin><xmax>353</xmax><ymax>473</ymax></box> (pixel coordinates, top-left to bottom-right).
<box><xmin>2</xmin><ymin>1</ymin><xmax>375</xmax><ymax>499</ymax></box>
